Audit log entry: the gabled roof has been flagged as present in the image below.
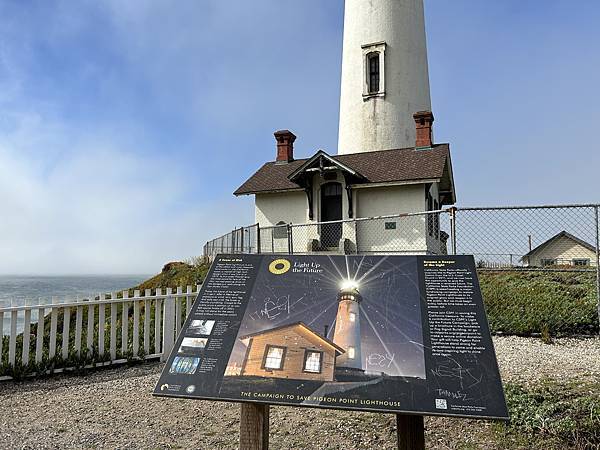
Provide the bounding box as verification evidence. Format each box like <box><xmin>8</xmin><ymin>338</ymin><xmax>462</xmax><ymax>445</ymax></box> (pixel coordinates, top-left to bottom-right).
<box><xmin>522</xmin><ymin>231</ymin><xmax>596</xmax><ymax>259</ymax></box>
<box><xmin>234</xmin><ymin>144</ymin><xmax>456</xmax><ymax>204</ymax></box>
<box><xmin>287</xmin><ymin>150</ymin><xmax>367</xmax><ymax>183</ymax></box>
<box><xmin>239</xmin><ymin>321</ymin><xmax>345</xmax><ymax>354</ymax></box>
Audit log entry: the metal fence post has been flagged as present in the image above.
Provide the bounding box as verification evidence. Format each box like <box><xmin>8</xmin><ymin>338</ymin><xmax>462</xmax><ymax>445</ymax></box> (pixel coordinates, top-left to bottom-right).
<box><xmin>449</xmin><ymin>207</ymin><xmax>457</xmax><ymax>255</ymax></box>
<box><xmin>595</xmin><ymin>206</ymin><xmax>600</xmax><ymax>332</ymax></box>
<box><xmin>256</xmin><ymin>223</ymin><xmax>261</xmax><ymax>254</ymax></box>
<box><xmin>288</xmin><ymin>224</ymin><xmax>294</xmax><ymax>254</ymax></box>
<box><xmin>271</xmin><ymin>229</ymin><xmax>275</xmax><ymax>253</ymax></box>
<box><xmin>354</xmin><ymin>218</ymin><xmax>359</xmax><ymax>253</ymax></box>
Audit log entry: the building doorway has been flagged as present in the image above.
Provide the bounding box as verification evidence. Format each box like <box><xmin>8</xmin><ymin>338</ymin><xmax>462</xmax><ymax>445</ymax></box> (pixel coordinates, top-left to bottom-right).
<box><xmin>320</xmin><ymin>182</ymin><xmax>343</xmax><ymax>248</ymax></box>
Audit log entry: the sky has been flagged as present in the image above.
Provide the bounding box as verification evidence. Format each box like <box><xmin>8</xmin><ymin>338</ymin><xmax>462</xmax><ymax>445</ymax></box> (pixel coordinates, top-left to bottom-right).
<box><xmin>0</xmin><ymin>1</ymin><xmax>599</xmax><ymax>274</ymax></box>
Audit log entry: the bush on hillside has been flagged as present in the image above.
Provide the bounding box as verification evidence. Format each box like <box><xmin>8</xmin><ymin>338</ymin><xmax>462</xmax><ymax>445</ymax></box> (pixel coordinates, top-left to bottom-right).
<box><xmin>479</xmin><ymin>271</ymin><xmax>598</xmax><ymax>336</ymax></box>
<box><xmin>500</xmin><ymin>379</ymin><xmax>600</xmax><ymax>449</ymax></box>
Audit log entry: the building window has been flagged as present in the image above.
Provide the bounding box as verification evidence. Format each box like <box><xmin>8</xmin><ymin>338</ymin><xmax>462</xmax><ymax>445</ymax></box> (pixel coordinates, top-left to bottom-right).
<box><xmin>347</xmin><ymin>347</ymin><xmax>355</xmax><ymax>359</ymax></box>
<box><xmin>303</xmin><ymin>350</ymin><xmax>323</xmax><ymax>373</ymax></box>
<box><xmin>541</xmin><ymin>259</ymin><xmax>557</xmax><ymax>267</ymax></box>
<box><xmin>362</xmin><ymin>42</ymin><xmax>386</xmax><ymax>98</ymax></box>
<box><xmin>262</xmin><ymin>345</ymin><xmax>286</xmax><ymax>370</ymax></box>
<box><xmin>349</xmin><ymin>312</ymin><xmax>356</xmax><ymax>322</ymax></box>
<box><xmin>573</xmin><ymin>259</ymin><xmax>590</xmax><ymax>266</ymax></box>
<box><xmin>367</xmin><ymin>52</ymin><xmax>380</xmax><ymax>94</ymax></box>
<box><xmin>273</xmin><ymin>221</ymin><xmax>287</xmax><ymax>239</ymax></box>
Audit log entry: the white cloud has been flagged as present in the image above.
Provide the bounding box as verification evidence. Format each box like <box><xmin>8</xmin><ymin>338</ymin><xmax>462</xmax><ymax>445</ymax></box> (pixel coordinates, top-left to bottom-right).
<box><xmin>0</xmin><ymin>1</ymin><xmax>268</xmax><ymax>274</ymax></box>
<box><xmin>0</xmin><ymin>113</ymin><xmax>252</xmax><ymax>275</ymax></box>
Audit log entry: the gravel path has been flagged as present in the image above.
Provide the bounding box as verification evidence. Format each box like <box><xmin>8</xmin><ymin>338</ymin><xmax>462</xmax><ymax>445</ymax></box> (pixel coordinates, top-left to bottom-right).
<box><xmin>493</xmin><ymin>335</ymin><xmax>600</xmax><ymax>385</ymax></box>
<box><xmin>0</xmin><ymin>336</ymin><xmax>598</xmax><ymax>450</ymax></box>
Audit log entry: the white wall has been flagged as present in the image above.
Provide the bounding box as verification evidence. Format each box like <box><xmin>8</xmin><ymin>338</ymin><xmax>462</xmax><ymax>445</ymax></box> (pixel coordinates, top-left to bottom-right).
<box><xmin>525</xmin><ymin>237</ymin><xmax>597</xmax><ymax>267</ymax></box>
<box><xmin>338</xmin><ymin>0</ymin><xmax>431</xmax><ymax>154</ymax></box>
<box><xmin>253</xmin><ymin>177</ymin><xmax>445</xmax><ymax>254</ymax></box>
<box><xmin>255</xmin><ymin>191</ymin><xmax>308</xmax><ymax>227</ymax></box>
<box><xmin>356</xmin><ymin>183</ymin><xmax>425</xmax><ymax>217</ymax></box>
<box><xmin>255</xmin><ymin>191</ymin><xmax>308</xmax><ymax>253</ymax></box>
<box><xmin>355</xmin><ymin>184</ymin><xmax>430</xmax><ymax>253</ymax></box>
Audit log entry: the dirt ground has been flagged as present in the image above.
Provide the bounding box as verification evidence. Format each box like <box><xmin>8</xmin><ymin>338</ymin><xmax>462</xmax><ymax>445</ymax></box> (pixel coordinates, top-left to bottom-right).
<box><xmin>1</xmin><ymin>336</ymin><xmax>598</xmax><ymax>449</ymax></box>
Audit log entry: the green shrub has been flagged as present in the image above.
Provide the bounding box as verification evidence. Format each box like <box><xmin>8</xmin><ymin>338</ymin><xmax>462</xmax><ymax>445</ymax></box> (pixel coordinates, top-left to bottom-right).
<box><xmin>501</xmin><ymin>379</ymin><xmax>600</xmax><ymax>449</ymax></box>
<box><xmin>479</xmin><ymin>271</ymin><xmax>598</xmax><ymax>336</ymax></box>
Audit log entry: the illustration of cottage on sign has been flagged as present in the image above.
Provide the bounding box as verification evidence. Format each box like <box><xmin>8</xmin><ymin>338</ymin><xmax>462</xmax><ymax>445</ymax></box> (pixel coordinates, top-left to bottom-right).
<box><xmin>236</xmin><ymin>284</ymin><xmax>370</xmax><ymax>382</ymax></box>
<box><xmin>239</xmin><ymin>322</ymin><xmax>344</xmax><ymax>382</ymax></box>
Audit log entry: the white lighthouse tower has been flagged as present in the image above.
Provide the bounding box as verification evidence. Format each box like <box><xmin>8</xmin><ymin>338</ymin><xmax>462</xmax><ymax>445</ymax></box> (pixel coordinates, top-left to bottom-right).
<box><xmin>333</xmin><ymin>283</ymin><xmax>363</xmax><ymax>371</ymax></box>
<box><xmin>338</xmin><ymin>0</ymin><xmax>432</xmax><ymax>154</ymax></box>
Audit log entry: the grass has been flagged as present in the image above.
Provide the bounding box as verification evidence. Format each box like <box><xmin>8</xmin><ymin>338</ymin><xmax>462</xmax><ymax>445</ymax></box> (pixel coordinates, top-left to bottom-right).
<box><xmin>134</xmin><ymin>259</ymin><xmax>210</xmax><ymax>292</ymax></box>
<box><xmin>494</xmin><ymin>378</ymin><xmax>600</xmax><ymax>449</ymax></box>
<box><xmin>478</xmin><ymin>270</ymin><xmax>599</xmax><ymax>336</ymax></box>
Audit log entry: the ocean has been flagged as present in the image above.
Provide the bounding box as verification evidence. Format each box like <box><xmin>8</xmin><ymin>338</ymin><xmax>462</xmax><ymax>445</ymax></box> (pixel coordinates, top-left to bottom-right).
<box><xmin>0</xmin><ymin>275</ymin><xmax>150</xmax><ymax>335</ymax></box>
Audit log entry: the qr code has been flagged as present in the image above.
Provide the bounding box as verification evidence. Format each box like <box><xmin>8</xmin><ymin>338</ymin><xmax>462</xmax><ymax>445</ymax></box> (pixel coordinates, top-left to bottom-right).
<box><xmin>435</xmin><ymin>399</ymin><xmax>448</xmax><ymax>410</ymax></box>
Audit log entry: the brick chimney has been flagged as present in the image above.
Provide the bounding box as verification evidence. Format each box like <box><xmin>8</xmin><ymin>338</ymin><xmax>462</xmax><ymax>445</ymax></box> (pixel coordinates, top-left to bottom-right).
<box><xmin>413</xmin><ymin>111</ymin><xmax>434</xmax><ymax>148</ymax></box>
<box><xmin>274</xmin><ymin>130</ymin><xmax>296</xmax><ymax>163</ymax></box>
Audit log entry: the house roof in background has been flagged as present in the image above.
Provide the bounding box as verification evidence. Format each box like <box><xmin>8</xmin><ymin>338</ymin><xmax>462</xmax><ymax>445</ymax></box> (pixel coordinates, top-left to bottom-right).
<box><xmin>522</xmin><ymin>230</ymin><xmax>596</xmax><ymax>258</ymax></box>
<box><xmin>234</xmin><ymin>144</ymin><xmax>455</xmax><ymax>203</ymax></box>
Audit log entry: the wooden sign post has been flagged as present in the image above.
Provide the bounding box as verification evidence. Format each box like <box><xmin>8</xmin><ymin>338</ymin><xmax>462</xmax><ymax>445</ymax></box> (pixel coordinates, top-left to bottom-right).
<box><xmin>396</xmin><ymin>414</ymin><xmax>425</xmax><ymax>450</ymax></box>
<box><xmin>238</xmin><ymin>405</ymin><xmax>425</xmax><ymax>450</ymax></box>
<box><xmin>240</xmin><ymin>403</ymin><xmax>270</xmax><ymax>450</ymax></box>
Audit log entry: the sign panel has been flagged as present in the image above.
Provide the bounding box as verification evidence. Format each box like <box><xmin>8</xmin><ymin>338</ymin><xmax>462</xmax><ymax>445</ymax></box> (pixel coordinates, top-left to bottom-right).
<box><xmin>154</xmin><ymin>254</ymin><xmax>508</xmax><ymax>420</ymax></box>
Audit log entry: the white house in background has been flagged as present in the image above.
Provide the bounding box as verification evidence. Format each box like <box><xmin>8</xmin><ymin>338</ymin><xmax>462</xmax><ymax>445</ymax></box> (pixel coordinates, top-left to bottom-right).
<box><xmin>522</xmin><ymin>231</ymin><xmax>598</xmax><ymax>267</ymax></box>
<box><xmin>234</xmin><ymin>0</ymin><xmax>457</xmax><ymax>255</ymax></box>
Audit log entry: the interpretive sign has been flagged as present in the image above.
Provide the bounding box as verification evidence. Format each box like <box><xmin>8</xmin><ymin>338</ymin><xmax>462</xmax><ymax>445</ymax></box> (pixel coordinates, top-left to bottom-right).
<box><xmin>154</xmin><ymin>254</ymin><xmax>508</xmax><ymax>420</ymax></box>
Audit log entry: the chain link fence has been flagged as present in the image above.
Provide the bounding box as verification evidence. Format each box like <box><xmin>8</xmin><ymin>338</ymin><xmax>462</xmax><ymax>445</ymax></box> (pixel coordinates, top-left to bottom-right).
<box><xmin>452</xmin><ymin>205</ymin><xmax>600</xmax><ymax>270</ymax></box>
<box><xmin>451</xmin><ymin>205</ymin><xmax>600</xmax><ymax>336</ymax></box>
<box><xmin>202</xmin><ymin>224</ymin><xmax>259</xmax><ymax>256</ymax></box>
<box><xmin>208</xmin><ymin>211</ymin><xmax>450</xmax><ymax>257</ymax></box>
<box><xmin>204</xmin><ymin>204</ymin><xmax>600</xmax><ymax>336</ymax></box>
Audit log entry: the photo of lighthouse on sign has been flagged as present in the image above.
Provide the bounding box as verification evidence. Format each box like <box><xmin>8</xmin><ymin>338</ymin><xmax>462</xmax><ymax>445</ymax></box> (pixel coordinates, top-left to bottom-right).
<box><xmin>220</xmin><ymin>255</ymin><xmax>426</xmax><ymax>400</ymax></box>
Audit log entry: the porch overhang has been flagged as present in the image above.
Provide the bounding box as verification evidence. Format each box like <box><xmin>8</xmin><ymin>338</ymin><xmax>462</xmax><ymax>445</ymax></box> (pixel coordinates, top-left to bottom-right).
<box><xmin>287</xmin><ymin>150</ymin><xmax>367</xmax><ymax>185</ymax></box>
<box><xmin>287</xmin><ymin>150</ymin><xmax>368</xmax><ymax>220</ymax></box>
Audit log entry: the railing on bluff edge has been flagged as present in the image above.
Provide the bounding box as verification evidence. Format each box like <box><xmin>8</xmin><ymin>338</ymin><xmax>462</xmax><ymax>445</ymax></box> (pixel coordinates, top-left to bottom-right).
<box><xmin>0</xmin><ymin>286</ymin><xmax>200</xmax><ymax>378</ymax></box>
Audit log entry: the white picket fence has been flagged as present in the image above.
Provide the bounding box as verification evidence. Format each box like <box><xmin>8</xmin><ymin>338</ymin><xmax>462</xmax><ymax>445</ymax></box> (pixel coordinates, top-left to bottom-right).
<box><xmin>0</xmin><ymin>286</ymin><xmax>200</xmax><ymax>377</ymax></box>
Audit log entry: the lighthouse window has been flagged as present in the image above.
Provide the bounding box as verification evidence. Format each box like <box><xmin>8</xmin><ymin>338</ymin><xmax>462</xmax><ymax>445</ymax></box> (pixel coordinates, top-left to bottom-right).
<box><xmin>367</xmin><ymin>52</ymin><xmax>380</xmax><ymax>94</ymax></box>
<box><xmin>348</xmin><ymin>347</ymin><xmax>355</xmax><ymax>359</ymax></box>
<box><xmin>362</xmin><ymin>42</ymin><xmax>386</xmax><ymax>98</ymax></box>
<box><xmin>262</xmin><ymin>345</ymin><xmax>286</xmax><ymax>370</ymax></box>
<box><xmin>303</xmin><ymin>350</ymin><xmax>323</xmax><ymax>373</ymax></box>
<box><xmin>349</xmin><ymin>312</ymin><xmax>356</xmax><ymax>322</ymax></box>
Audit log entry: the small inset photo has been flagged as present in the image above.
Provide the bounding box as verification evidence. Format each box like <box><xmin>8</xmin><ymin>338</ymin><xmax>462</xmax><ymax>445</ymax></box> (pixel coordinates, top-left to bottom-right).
<box><xmin>169</xmin><ymin>356</ymin><xmax>200</xmax><ymax>375</ymax></box>
<box><xmin>178</xmin><ymin>337</ymin><xmax>208</xmax><ymax>355</ymax></box>
<box><xmin>188</xmin><ymin>319</ymin><xmax>216</xmax><ymax>336</ymax></box>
